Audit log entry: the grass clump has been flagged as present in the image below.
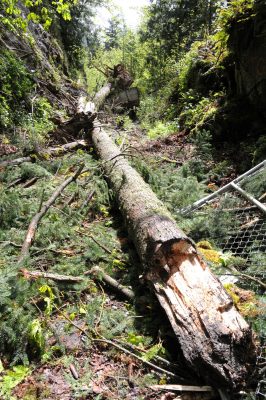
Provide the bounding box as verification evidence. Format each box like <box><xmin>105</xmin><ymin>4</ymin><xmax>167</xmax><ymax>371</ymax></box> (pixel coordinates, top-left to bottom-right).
<box><xmin>147</xmin><ymin>121</ymin><xmax>177</xmax><ymax>140</ymax></box>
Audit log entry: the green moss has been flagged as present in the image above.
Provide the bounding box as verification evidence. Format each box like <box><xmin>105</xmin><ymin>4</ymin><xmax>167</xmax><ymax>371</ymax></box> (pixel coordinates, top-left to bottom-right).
<box><xmin>223</xmin><ymin>283</ymin><xmax>263</xmax><ymax>319</ymax></box>
<box><xmin>224</xmin><ymin>283</ymin><xmax>240</xmax><ymax>305</ymax></box>
<box><xmin>197</xmin><ymin>240</ymin><xmax>213</xmax><ymax>250</ymax></box>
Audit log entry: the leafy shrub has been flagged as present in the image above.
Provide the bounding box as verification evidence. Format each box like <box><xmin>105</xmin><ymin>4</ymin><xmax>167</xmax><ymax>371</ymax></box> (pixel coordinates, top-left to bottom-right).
<box><xmin>0</xmin><ymin>50</ymin><xmax>33</xmax><ymax>128</ymax></box>
<box><xmin>147</xmin><ymin>121</ymin><xmax>177</xmax><ymax>140</ymax></box>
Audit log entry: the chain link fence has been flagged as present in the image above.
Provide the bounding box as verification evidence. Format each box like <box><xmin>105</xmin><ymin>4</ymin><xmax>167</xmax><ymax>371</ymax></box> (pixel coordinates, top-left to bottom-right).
<box><xmin>180</xmin><ymin>160</ymin><xmax>266</xmax><ymax>399</ymax></box>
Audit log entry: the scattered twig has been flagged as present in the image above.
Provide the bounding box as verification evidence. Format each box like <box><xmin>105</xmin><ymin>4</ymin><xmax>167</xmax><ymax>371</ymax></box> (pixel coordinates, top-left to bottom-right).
<box><xmin>17</xmin><ymin>164</ymin><xmax>84</xmax><ymax>266</ymax></box>
<box><xmin>149</xmin><ymin>384</ymin><xmax>213</xmax><ymax>392</ymax></box>
<box><xmin>259</xmin><ymin>192</ymin><xmax>266</xmax><ymax>202</ymax></box>
<box><xmin>0</xmin><ymin>141</ymin><xmax>88</xmax><ymax>169</ymax></box>
<box><xmin>223</xmin><ymin>270</ymin><xmax>266</xmax><ymax>290</ymax></box>
<box><xmin>86</xmin><ymin>266</ymin><xmax>134</xmax><ymax>300</ymax></box>
<box><xmin>157</xmin><ymin>155</ymin><xmax>182</xmax><ymax>165</ymax></box>
<box><xmin>94</xmin><ymin>338</ymin><xmax>179</xmax><ymax>379</ymax></box>
<box><xmin>0</xmin><ymin>156</ymin><xmax>32</xmax><ymax>168</ymax></box>
<box><xmin>63</xmin><ymin>191</ymin><xmax>78</xmax><ymax>207</ymax></box>
<box><xmin>22</xmin><ymin>177</ymin><xmax>38</xmax><ymax>188</ymax></box>
<box><xmin>69</xmin><ymin>364</ymin><xmax>79</xmax><ymax>380</ymax></box>
<box><xmin>118</xmin><ymin>133</ymin><xmax>128</xmax><ymax>151</ymax></box>
<box><xmin>113</xmin><ymin>339</ymin><xmax>180</xmax><ymax>372</ymax></box>
<box><xmin>81</xmin><ymin>190</ymin><xmax>95</xmax><ymax>209</ymax></box>
<box><xmin>55</xmin><ymin>306</ymin><xmax>179</xmax><ymax>379</ymax></box>
<box><xmin>37</xmin><ymin>189</ymin><xmax>45</xmax><ymax>213</ymax></box>
<box><xmin>0</xmin><ymin>241</ymin><xmax>22</xmax><ymax>248</ymax></box>
<box><xmin>20</xmin><ymin>269</ymin><xmax>84</xmax><ymax>283</ymax></box>
<box><xmin>88</xmin><ymin>234</ymin><xmax>113</xmax><ymax>255</ymax></box>
<box><xmin>7</xmin><ymin>178</ymin><xmax>24</xmax><ymax>188</ymax></box>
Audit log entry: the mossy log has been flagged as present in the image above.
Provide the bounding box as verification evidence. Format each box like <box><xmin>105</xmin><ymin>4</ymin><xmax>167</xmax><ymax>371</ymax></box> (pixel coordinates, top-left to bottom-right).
<box><xmin>90</xmin><ymin>122</ymin><xmax>256</xmax><ymax>392</ymax></box>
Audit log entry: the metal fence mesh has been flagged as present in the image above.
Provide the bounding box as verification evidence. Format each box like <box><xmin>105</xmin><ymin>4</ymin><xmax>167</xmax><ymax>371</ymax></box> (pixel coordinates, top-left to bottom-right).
<box><xmin>180</xmin><ymin>161</ymin><xmax>266</xmax><ymax>399</ymax></box>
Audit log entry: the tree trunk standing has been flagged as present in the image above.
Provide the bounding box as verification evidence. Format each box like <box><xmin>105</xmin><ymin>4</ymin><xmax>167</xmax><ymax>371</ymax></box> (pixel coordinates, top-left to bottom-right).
<box><xmin>90</xmin><ymin>122</ymin><xmax>255</xmax><ymax>391</ymax></box>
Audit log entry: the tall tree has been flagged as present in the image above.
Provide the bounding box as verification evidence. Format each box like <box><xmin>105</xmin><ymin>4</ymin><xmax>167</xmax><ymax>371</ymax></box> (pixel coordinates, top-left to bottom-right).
<box><xmin>138</xmin><ymin>0</ymin><xmax>221</xmax><ymax>89</ymax></box>
<box><xmin>59</xmin><ymin>0</ymin><xmax>104</xmax><ymax>69</ymax></box>
<box><xmin>104</xmin><ymin>15</ymin><xmax>124</xmax><ymax>50</ymax></box>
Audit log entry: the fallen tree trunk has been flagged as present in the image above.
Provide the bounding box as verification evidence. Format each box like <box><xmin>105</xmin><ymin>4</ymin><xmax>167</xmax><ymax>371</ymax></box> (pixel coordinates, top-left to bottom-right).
<box><xmin>90</xmin><ymin>122</ymin><xmax>256</xmax><ymax>391</ymax></box>
<box><xmin>94</xmin><ymin>83</ymin><xmax>112</xmax><ymax>109</ymax></box>
<box><xmin>0</xmin><ymin>140</ymin><xmax>88</xmax><ymax>169</ymax></box>
<box><xmin>52</xmin><ymin>96</ymin><xmax>96</xmax><ymax>139</ymax></box>
<box><xmin>41</xmin><ymin>139</ymin><xmax>88</xmax><ymax>158</ymax></box>
<box><xmin>0</xmin><ymin>156</ymin><xmax>32</xmax><ymax>168</ymax></box>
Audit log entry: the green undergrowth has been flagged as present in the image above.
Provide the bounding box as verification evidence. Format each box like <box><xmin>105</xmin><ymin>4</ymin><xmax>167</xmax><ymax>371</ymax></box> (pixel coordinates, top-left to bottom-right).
<box><xmin>0</xmin><ymin>149</ymin><xmax>168</xmax><ymax>398</ymax></box>
<box><xmin>0</xmin><ymin>49</ymin><xmax>55</xmax><ymax>152</ymax></box>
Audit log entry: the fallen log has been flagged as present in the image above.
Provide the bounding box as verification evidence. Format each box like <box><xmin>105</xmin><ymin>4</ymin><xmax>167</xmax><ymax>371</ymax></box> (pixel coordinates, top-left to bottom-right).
<box><xmin>0</xmin><ymin>156</ymin><xmax>32</xmax><ymax>168</ymax></box>
<box><xmin>52</xmin><ymin>95</ymin><xmax>96</xmax><ymax>139</ymax></box>
<box><xmin>0</xmin><ymin>140</ymin><xmax>88</xmax><ymax>169</ymax></box>
<box><xmin>18</xmin><ymin>164</ymin><xmax>84</xmax><ymax>266</ymax></box>
<box><xmin>40</xmin><ymin>139</ymin><xmax>88</xmax><ymax>158</ymax></box>
<box><xmin>94</xmin><ymin>83</ymin><xmax>112</xmax><ymax>109</ymax></box>
<box><xmin>90</xmin><ymin>122</ymin><xmax>256</xmax><ymax>391</ymax></box>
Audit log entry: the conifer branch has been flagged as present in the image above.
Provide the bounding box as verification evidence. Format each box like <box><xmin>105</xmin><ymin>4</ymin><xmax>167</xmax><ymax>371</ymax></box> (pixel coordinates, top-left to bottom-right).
<box><xmin>18</xmin><ymin>164</ymin><xmax>84</xmax><ymax>266</ymax></box>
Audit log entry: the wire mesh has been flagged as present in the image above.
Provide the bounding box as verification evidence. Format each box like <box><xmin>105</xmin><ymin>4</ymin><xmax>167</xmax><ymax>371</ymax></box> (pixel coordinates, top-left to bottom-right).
<box><xmin>180</xmin><ymin>162</ymin><xmax>266</xmax><ymax>399</ymax></box>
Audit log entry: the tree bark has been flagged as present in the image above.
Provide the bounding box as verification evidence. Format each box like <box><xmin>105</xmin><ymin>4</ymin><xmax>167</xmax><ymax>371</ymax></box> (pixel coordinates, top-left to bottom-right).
<box><xmin>90</xmin><ymin>122</ymin><xmax>256</xmax><ymax>391</ymax></box>
<box><xmin>94</xmin><ymin>83</ymin><xmax>112</xmax><ymax>109</ymax></box>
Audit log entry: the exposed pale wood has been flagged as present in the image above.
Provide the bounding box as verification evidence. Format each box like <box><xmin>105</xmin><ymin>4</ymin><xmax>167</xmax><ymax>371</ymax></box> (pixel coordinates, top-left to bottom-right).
<box><xmin>7</xmin><ymin>177</ymin><xmax>24</xmax><ymax>188</ymax></box>
<box><xmin>18</xmin><ymin>164</ymin><xmax>84</xmax><ymax>266</ymax></box>
<box><xmin>89</xmin><ymin>121</ymin><xmax>256</xmax><ymax>391</ymax></box>
<box><xmin>20</xmin><ymin>269</ymin><xmax>84</xmax><ymax>282</ymax></box>
<box><xmin>69</xmin><ymin>364</ymin><xmax>79</xmax><ymax>380</ymax></box>
<box><xmin>76</xmin><ymin>95</ymin><xmax>87</xmax><ymax>114</ymax></box>
<box><xmin>94</xmin><ymin>83</ymin><xmax>112</xmax><ymax>109</ymax></box>
<box><xmin>45</xmin><ymin>140</ymin><xmax>88</xmax><ymax>156</ymax></box>
<box><xmin>87</xmin><ymin>266</ymin><xmax>134</xmax><ymax>300</ymax></box>
<box><xmin>81</xmin><ymin>189</ymin><xmax>95</xmax><ymax>209</ymax></box>
<box><xmin>76</xmin><ymin>95</ymin><xmax>96</xmax><ymax>115</ymax></box>
<box><xmin>149</xmin><ymin>385</ymin><xmax>213</xmax><ymax>392</ymax></box>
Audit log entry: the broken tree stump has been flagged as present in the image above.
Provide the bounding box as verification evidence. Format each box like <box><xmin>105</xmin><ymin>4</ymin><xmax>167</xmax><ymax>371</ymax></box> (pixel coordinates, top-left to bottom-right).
<box><xmin>90</xmin><ymin>122</ymin><xmax>256</xmax><ymax>392</ymax></box>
